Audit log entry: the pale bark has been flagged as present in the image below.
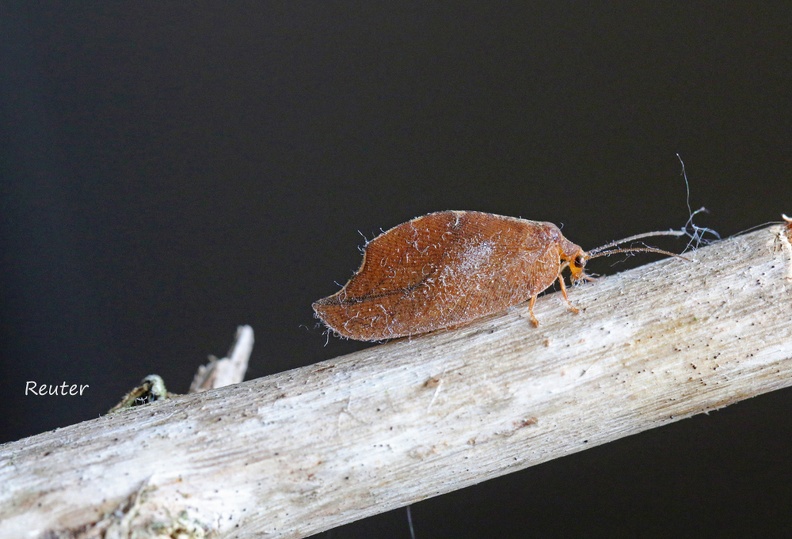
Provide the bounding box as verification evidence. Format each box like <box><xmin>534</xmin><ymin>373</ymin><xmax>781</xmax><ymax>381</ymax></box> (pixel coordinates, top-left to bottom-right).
<box><xmin>1</xmin><ymin>224</ymin><xmax>790</xmax><ymax>539</ymax></box>
<box><xmin>189</xmin><ymin>325</ymin><xmax>254</xmax><ymax>392</ymax></box>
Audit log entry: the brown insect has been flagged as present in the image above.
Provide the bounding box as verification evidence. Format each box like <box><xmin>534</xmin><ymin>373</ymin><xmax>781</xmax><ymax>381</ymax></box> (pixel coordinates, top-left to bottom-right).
<box><xmin>313</xmin><ymin>210</ymin><xmax>682</xmax><ymax>341</ymax></box>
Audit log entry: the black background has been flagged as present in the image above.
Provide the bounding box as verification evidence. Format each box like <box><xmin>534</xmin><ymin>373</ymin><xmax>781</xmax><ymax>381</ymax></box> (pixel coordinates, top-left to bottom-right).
<box><xmin>2</xmin><ymin>3</ymin><xmax>791</xmax><ymax>537</ymax></box>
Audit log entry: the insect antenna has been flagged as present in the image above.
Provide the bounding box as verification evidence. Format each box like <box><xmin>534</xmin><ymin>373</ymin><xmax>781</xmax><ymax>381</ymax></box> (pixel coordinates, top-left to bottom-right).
<box><xmin>587</xmin><ymin>246</ymin><xmax>688</xmax><ymax>261</ymax></box>
<box><xmin>588</xmin><ymin>229</ymin><xmax>686</xmax><ymax>256</ymax></box>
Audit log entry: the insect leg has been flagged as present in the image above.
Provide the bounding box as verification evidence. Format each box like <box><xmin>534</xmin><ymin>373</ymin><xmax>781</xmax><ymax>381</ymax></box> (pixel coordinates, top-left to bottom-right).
<box><xmin>557</xmin><ymin>274</ymin><xmax>580</xmax><ymax>314</ymax></box>
<box><xmin>528</xmin><ymin>295</ymin><xmax>539</xmax><ymax>327</ymax></box>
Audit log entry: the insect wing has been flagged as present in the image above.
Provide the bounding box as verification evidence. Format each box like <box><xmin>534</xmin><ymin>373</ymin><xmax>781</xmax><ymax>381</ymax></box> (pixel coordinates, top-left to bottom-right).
<box><xmin>313</xmin><ymin>211</ymin><xmax>556</xmax><ymax>340</ymax></box>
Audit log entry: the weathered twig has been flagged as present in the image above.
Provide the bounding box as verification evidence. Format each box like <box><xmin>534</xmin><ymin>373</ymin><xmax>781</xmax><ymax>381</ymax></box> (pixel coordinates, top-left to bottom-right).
<box><xmin>1</xmin><ymin>225</ymin><xmax>790</xmax><ymax>538</ymax></box>
<box><xmin>190</xmin><ymin>325</ymin><xmax>254</xmax><ymax>392</ymax></box>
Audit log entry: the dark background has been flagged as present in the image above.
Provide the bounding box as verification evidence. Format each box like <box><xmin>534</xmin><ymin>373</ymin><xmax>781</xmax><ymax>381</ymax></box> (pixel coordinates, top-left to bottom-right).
<box><xmin>2</xmin><ymin>2</ymin><xmax>790</xmax><ymax>537</ymax></box>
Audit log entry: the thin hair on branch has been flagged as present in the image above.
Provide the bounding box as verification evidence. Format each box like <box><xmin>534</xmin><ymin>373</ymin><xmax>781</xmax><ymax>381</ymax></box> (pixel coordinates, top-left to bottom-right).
<box><xmin>677</xmin><ymin>153</ymin><xmax>720</xmax><ymax>250</ymax></box>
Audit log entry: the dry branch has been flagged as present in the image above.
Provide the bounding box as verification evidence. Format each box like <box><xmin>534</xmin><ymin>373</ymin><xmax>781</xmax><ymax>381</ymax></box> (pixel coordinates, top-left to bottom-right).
<box><xmin>190</xmin><ymin>325</ymin><xmax>254</xmax><ymax>392</ymax></box>
<box><xmin>1</xmin><ymin>224</ymin><xmax>790</xmax><ymax>538</ymax></box>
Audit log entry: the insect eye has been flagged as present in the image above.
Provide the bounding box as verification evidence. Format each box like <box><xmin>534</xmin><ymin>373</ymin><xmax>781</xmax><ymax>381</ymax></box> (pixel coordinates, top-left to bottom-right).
<box><xmin>573</xmin><ymin>255</ymin><xmax>585</xmax><ymax>269</ymax></box>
